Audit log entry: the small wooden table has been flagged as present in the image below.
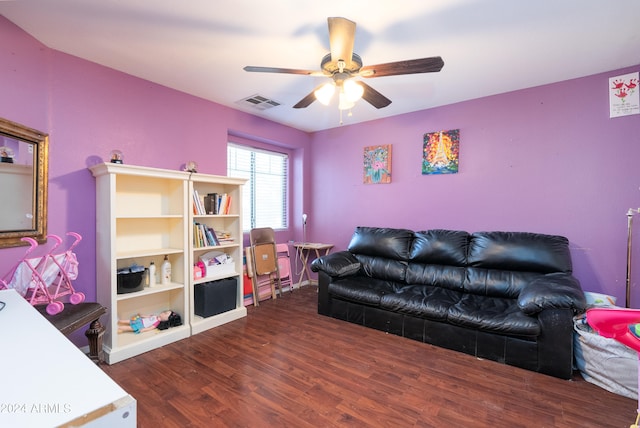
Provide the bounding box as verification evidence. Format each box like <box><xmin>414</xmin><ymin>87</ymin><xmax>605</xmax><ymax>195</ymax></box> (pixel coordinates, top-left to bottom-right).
<box><xmin>35</xmin><ymin>302</ymin><xmax>107</xmax><ymax>363</ymax></box>
<box><xmin>293</xmin><ymin>242</ymin><xmax>333</xmax><ymax>288</ymax></box>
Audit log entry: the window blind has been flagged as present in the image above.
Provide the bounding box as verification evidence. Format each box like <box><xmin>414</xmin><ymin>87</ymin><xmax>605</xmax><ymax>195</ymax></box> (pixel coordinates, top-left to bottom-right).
<box><xmin>227</xmin><ymin>143</ymin><xmax>288</xmax><ymax>231</ymax></box>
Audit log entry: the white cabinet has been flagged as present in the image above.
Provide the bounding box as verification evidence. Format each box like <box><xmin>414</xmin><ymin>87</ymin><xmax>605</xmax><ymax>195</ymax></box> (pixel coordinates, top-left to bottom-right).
<box><xmin>189</xmin><ymin>173</ymin><xmax>247</xmax><ymax>334</ymax></box>
<box><xmin>90</xmin><ymin>163</ymin><xmax>246</xmax><ymax>363</ymax></box>
<box><xmin>0</xmin><ymin>289</ymin><xmax>136</xmax><ymax>428</ymax></box>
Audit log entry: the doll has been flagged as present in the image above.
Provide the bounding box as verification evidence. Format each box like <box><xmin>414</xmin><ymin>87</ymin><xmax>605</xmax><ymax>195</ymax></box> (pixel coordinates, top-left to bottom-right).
<box><xmin>118</xmin><ymin>310</ymin><xmax>182</xmax><ymax>334</ymax></box>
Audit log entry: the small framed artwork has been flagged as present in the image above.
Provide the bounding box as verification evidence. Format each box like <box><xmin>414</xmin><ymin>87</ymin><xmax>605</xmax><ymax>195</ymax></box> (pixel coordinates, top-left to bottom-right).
<box><xmin>609</xmin><ymin>71</ymin><xmax>639</xmax><ymax>118</ymax></box>
<box><xmin>423</xmin><ymin>129</ymin><xmax>459</xmax><ymax>175</ymax></box>
<box><xmin>363</xmin><ymin>144</ymin><xmax>392</xmax><ymax>184</ymax></box>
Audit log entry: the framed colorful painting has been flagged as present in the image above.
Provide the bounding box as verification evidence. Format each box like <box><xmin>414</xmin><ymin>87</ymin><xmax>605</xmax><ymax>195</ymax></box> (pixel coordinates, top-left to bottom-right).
<box><xmin>363</xmin><ymin>144</ymin><xmax>392</xmax><ymax>184</ymax></box>
<box><xmin>422</xmin><ymin>129</ymin><xmax>459</xmax><ymax>175</ymax></box>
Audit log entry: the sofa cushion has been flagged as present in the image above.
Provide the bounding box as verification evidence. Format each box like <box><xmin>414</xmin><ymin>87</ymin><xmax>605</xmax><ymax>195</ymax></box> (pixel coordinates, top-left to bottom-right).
<box><xmin>468</xmin><ymin>231</ymin><xmax>573</xmax><ymax>274</ymax></box>
<box><xmin>348</xmin><ymin>226</ymin><xmax>413</xmax><ymax>261</ymax></box>
<box><xmin>518</xmin><ymin>273</ymin><xmax>587</xmax><ymax>314</ymax></box>
<box><xmin>447</xmin><ymin>294</ymin><xmax>541</xmax><ymax>336</ymax></box>
<box><xmin>410</xmin><ymin>229</ymin><xmax>469</xmax><ymax>266</ymax></box>
<box><xmin>327</xmin><ymin>277</ymin><xmax>398</xmax><ymax>306</ymax></box>
<box><xmin>310</xmin><ymin>251</ymin><xmax>361</xmax><ymax>278</ymax></box>
<box><xmin>465</xmin><ymin>267</ymin><xmax>541</xmax><ymax>299</ymax></box>
<box><xmin>406</xmin><ymin>264</ymin><xmax>465</xmax><ymax>292</ymax></box>
<box><xmin>380</xmin><ymin>285</ymin><xmax>463</xmax><ymax>320</ymax></box>
<box><xmin>355</xmin><ymin>254</ymin><xmax>407</xmax><ymax>283</ymax></box>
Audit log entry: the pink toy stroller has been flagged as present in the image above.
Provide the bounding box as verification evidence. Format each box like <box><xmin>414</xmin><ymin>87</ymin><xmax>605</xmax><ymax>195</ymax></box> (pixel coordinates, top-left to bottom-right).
<box><xmin>0</xmin><ymin>232</ymin><xmax>85</xmax><ymax>315</ymax></box>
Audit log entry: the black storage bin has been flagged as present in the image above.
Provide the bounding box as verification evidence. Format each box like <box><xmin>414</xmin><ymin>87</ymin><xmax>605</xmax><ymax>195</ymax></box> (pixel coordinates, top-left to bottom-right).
<box><xmin>195</xmin><ymin>278</ymin><xmax>237</xmax><ymax>318</ymax></box>
<box><xmin>117</xmin><ymin>270</ymin><xmax>145</xmax><ymax>294</ymax></box>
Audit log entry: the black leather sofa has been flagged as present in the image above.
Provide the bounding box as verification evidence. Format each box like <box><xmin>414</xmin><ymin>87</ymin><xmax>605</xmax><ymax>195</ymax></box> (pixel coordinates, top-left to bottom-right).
<box><xmin>311</xmin><ymin>227</ymin><xmax>587</xmax><ymax>379</ymax></box>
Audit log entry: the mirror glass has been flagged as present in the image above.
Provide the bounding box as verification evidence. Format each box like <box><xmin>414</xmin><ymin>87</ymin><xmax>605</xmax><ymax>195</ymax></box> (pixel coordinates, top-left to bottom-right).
<box><xmin>0</xmin><ymin>118</ymin><xmax>48</xmax><ymax>248</ymax></box>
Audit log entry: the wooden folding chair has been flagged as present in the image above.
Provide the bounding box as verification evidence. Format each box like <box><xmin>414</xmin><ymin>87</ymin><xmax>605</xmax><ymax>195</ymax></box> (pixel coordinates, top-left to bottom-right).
<box><xmin>249</xmin><ymin>228</ymin><xmax>282</xmax><ymax>306</ymax></box>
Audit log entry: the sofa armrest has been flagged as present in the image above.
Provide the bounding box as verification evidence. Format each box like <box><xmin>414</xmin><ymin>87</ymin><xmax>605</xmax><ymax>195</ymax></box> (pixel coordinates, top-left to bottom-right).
<box><xmin>518</xmin><ymin>273</ymin><xmax>587</xmax><ymax>315</ymax></box>
<box><xmin>310</xmin><ymin>251</ymin><xmax>361</xmax><ymax>278</ymax></box>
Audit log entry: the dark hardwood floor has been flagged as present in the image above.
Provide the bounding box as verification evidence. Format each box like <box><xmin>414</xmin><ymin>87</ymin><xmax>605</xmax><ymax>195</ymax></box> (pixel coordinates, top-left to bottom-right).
<box><xmin>101</xmin><ymin>286</ymin><xmax>636</xmax><ymax>427</ymax></box>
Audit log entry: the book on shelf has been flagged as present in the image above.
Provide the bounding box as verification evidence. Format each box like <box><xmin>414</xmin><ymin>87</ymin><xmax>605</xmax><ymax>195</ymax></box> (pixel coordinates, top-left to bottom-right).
<box><xmin>215</xmin><ymin>229</ymin><xmax>234</xmax><ymax>244</ymax></box>
<box><xmin>199</xmin><ymin>193</ymin><xmax>206</xmax><ymax>214</ymax></box>
<box><xmin>194</xmin><ymin>222</ymin><xmax>223</xmax><ymax>247</ymax></box>
<box><xmin>204</xmin><ymin>193</ymin><xmax>218</xmax><ymax>215</ymax></box>
<box><xmin>193</xmin><ymin>189</ymin><xmax>206</xmax><ymax>215</ymax></box>
<box><xmin>224</xmin><ymin>195</ymin><xmax>232</xmax><ymax>214</ymax></box>
<box><xmin>193</xmin><ymin>222</ymin><xmax>204</xmax><ymax>247</ymax></box>
<box><xmin>205</xmin><ymin>226</ymin><xmax>220</xmax><ymax>246</ymax></box>
<box><xmin>194</xmin><ymin>191</ymin><xmax>233</xmax><ymax>216</ymax></box>
<box><xmin>193</xmin><ymin>222</ymin><xmax>203</xmax><ymax>247</ymax></box>
<box><xmin>216</xmin><ymin>193</ymin><xmax>232</xmax><ymax>215</ymax></box>
<box><xmin>220</xmin><ymin>194</ymin><xmax>226</xmax><ymax>214</ymax></box>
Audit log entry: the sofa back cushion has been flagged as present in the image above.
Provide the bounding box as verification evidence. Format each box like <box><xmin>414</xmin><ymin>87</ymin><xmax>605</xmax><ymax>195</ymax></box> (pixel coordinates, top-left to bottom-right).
<box><xmin>355</xmin><ymin>254</ymin><xmax>407</xmax><ymax>283</ymax></box>
<box><xmin>405</xmin><ymin>264</ymin><xmax>466</xmax><ymax>291</ymax></box>
<box><xmin>465</xmin><ymin>267</ymin><xmax>542</xmax><ymax>298</ymax></box>
<box><xmin>409</xmin><ymin>229</ymin><xmax>469</xmax><ymax>266</ymax></box>
<box><xmin>467</xmin><ymin>231</ymin><xmax>573</xmax><ymax>274</ymax></box>
<box><xmin>348</xmin><ymin>227</ymin><xmax>413</xmax><ymax>261</ymax></box>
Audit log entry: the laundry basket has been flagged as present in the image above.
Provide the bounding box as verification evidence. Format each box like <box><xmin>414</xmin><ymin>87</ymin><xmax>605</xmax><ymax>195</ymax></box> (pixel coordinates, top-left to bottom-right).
<box><xmin>573</xmin><ymin>293</ymin><xmax>638</xmax><ymax>399</ymax></box>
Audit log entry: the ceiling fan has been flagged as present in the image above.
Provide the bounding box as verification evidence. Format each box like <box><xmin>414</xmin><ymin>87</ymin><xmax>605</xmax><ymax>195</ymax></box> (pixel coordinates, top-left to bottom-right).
<box><xmin>244</xmin><ymin>17</ymin><xmax>444</xmax><ymax>110</ymax></box>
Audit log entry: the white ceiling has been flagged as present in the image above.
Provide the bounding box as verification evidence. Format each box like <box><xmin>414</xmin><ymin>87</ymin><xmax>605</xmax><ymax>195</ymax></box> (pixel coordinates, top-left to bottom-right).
<box><xmin>1</xmin><ymin>0</ymin><xmax>639</xmax><ymax>132</ymax></box>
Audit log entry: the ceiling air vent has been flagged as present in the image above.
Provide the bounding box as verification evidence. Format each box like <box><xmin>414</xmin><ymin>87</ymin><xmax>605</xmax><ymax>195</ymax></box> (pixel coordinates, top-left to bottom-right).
<box><xmin>237</xmin><ymin>94</ymin><xmax>282</xmax><ymax>110</ymax></box>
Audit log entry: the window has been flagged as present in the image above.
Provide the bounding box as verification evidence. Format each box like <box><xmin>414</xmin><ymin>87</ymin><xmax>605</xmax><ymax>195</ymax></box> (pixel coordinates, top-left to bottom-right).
<box><xmin>227</xmin><ymin>143</ymin><xmax>288</xmax><ymax>231</ymax></box>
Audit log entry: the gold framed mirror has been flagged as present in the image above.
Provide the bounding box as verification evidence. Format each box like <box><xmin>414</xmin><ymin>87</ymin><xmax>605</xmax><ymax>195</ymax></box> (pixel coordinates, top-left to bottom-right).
<box><xmin>0</xmin><ymin>117</ymin><xmax>48</xmax><ymax>248</ymax></box>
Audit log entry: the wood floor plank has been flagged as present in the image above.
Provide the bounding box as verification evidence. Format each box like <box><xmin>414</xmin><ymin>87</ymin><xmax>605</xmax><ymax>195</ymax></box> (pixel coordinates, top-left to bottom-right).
<box><xmin>101</xmin><ymin>286</ymin><xmax>637</xmax><ymax>427</ymax></box>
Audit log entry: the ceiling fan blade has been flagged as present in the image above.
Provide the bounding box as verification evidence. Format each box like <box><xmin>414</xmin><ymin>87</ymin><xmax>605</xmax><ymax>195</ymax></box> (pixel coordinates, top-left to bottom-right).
<box><xmin>328</xmin><ymin>17</ymin><xmax>356</xmax><ymax>67</ymax></box>
<box><xmin>359</xmin><ymin>81</ymin><xmax>391</xmax><ymax>109</ymax></box>
<box><xmin>243</xmin><ymin>66</ymin><xmax>323</xmax><ymax>76</ymax></box>
<box><xmin>360</xmin><ymin>56</ymin><xmax>444</xmax><ymax>78</ymax></box>
<box><xmin>293</xmin><ymin>85</ymin><xmax>324</xmax><ymax>108</ymax></box>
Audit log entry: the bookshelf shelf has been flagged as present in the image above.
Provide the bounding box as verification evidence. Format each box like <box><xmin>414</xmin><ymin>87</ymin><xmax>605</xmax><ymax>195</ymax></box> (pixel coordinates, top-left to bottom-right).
<box><xmin>116</xmin><ymin>214</ymin><xmax>183</xmax><ymax>219</ymax></box>
<box><xmin>115</xmin><ymin>283</ymin><xmax>185</xmax><ymax>301</ymax></box>
<box><xmin>115</xmin><ymin>247</ymin><xmax>184</xmax><ymax>260</ymax></box>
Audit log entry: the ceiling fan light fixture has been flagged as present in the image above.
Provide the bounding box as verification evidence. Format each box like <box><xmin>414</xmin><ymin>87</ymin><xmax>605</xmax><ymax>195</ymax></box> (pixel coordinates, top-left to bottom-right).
<box><xmin>338</xmin><ymin>91</ymin><xmax>355</xmax><ymax>110</ymax></box>
<box><xmin>314</xmin><ymin>82</ymin><xmax>335</xmax><ymax>105</ymax></box>
<box><xmin>245</xmin><ymin>17</ymin><xmax>443</xmax><ymax>116</ymax></box>
<box><xmin>343</xmin><ymin>79</ymin><xmax>364</xmax><ymax>103</ymax></box>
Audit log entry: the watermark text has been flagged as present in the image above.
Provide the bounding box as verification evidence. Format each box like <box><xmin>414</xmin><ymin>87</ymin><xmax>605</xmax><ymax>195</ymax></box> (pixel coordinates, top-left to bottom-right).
<box><xmin>0</xmin><ymin>402</ymin><xmax>71</xmax><ymax>414</ymax></box>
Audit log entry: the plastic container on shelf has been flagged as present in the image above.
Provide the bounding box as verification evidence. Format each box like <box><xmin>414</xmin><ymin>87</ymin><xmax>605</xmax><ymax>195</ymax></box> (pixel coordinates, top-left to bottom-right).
<box><xmin>117</xmin><ymin>266</ymin><xmax>145</xmax><ymax>294</ymax></box>
<box><xmin>161</xmin><ymin>255</ymin><xmax>171</xmax><ymax>285</ymax></box>
<box><xmin>148</xmin><ymin>261</ymin><xmax>156</xmax><ymax>287</ymax></box>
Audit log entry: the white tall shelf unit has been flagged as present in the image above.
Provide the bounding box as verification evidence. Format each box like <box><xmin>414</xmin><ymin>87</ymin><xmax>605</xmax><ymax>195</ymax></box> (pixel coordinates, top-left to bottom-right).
<box><xmin>189</xmin><ymin>173</ymin><xmax>247</xmax><ymax>334</ymax></box>
<box><xmin>90</xmin><ymin>163</ymin><xmax>246</xmax><ymax>364</ymax></box>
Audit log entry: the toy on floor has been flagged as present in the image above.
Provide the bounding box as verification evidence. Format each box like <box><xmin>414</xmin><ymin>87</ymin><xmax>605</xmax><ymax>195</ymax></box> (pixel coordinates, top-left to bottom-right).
<box><xmin>587</xmin><ymin>308</ymin><xmax>640</xmax><ymax>428</ymax></box>
<box><xmin>117</xmin><ymin>310</ymin><xmax>182</xmax><ymax>334</ymax></box>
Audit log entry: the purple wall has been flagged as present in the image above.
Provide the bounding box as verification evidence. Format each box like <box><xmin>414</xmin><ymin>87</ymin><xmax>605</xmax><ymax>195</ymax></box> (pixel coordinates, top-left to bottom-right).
<box><xmin>0</xmin><ymin>18</ymin><xmax>311</xmax><ymax>345</ymax></box>
<box><xmin>310</xmin><ymin>65</ymin><xmax>640</xmax><ymax>306</ymax></box>
<box><xmin>2</xmin><ymin>13</ymin><xmax>640</xmax><ymax>321</ymax></box>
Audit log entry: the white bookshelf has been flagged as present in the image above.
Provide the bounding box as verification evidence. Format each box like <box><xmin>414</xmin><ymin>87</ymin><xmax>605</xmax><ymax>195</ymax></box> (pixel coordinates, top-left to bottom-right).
<box><xmin>188</xmin><ymin>173</ymin><xmax>247</xmax><ymax>335</ymax></box>
<box><xmin>90</xmin><ymin>163</ymin><xmax>191</xmax><ymax>364</ymax></box>
<box><xmin>90</xmin><ymin>163</ymin><xmax>247</xmax><ymax>363</ymax></box>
